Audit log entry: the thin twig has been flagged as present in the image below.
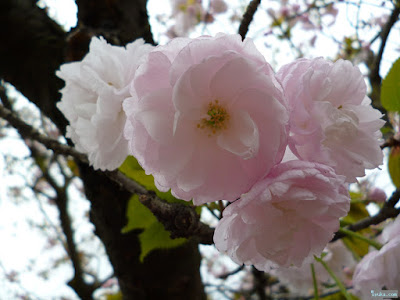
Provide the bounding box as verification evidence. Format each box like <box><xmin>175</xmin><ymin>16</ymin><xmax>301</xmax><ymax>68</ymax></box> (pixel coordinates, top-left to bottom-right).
<box><xmin>0</xmin><ymin>104</ymin><xmax>87</xmax><ymax>163</ymax></box>
<box><xmin>238</xmin><ymin>0</ymin><xmax>261</xmax><ymax>40</ymax></box>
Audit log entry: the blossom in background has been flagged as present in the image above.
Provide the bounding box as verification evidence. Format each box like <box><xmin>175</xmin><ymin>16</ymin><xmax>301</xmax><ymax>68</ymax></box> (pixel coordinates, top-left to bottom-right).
<box><xmin>213</xmin><ymin>160</ymin><xmax>350</xmax><ymax>269</ymax></box>
<box><xmin>277</xmin><ymin>57</ymin><xmax>384</xmax><ymax>182</ymax></box>
<box><xmin>210</xmin><ymin>0</ymin><xmax>228</xmax><ymax>14</ymax></box>
<box><xmin>124</xmin><ymin>33</ymin><xmax>289</xmax><ymax>204</ymax></box>
<box><xmin>169</xmin><ymin>0</ymin><xmax>205</xmax><ymax>37</ymax></box>
<box><xmin>57</xmin><ymin>37</ymin><xmax>153</xmax><ymax>170</ymax></box>
<box><xmin>353</xmin><ymin>215</ymin><xmax>400</xmax><ymax>298</ymax></box>
<box><xmin>274</xmin><ymin>240</ymin><xmax>356</xmax><ymax>295</ymax></box>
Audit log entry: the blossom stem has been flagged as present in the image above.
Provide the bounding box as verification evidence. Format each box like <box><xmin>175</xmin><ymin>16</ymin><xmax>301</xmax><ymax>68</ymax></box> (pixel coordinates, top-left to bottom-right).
<box><xmin>338</xmin><ymin>228</ymin><xmax>382</xmax><ymax>250</ymax></box>
<box><xmin>310</xmin><ymin>263</ymin><xmax>319</xmax><ymax>300</ymax></box>
<box><xmin>314</xmin><ymin>256</ymin><xmax>352</xmax><ymax>300</ymax></box>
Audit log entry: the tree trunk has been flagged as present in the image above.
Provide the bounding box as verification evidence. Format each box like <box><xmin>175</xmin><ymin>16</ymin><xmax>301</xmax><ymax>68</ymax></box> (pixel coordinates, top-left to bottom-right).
<box><xmin>0</xmin><ymin>1</ymin><xmax>206</xmax><ymax>299</ymax></box>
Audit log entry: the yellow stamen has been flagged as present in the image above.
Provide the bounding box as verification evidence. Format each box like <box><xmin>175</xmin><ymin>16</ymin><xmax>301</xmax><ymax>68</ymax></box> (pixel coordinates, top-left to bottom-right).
<box><xmin>197</xmin><ymin>100</ymin><xmax>230</xmax><ymax>135</ymax></box>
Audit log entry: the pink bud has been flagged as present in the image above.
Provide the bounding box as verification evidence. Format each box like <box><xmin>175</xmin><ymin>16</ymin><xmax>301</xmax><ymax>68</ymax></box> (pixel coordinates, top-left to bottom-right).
<box><xmin>367</xmin><ymin>187</ymin><xmax>387</xmax><ymax>202</ymax></box>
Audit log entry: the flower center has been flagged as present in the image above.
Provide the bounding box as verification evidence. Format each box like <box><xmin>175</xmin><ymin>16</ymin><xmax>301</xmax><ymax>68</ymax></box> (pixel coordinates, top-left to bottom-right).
<box><xmin>197</xmin><ymin>100</ymin><xmax>230</xmax><ymax>135</ymax></box>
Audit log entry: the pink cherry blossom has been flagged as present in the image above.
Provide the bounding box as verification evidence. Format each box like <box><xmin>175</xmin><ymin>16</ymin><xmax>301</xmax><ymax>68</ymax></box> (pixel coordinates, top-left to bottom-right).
<box><xmin>213</xmin><ymin>160</ymin><xmax>350</xmax><ymax>269</ymax></box>
<box><xmin>124</xmin><ymin>33</ymin><xmax>289</xmax><ymax>204</ymax></box>
<box><xmin>169</xmin><ymin>0</ymin><xmax>205</xmax><ymax>36</ymax></box>
<box><xmin>274</xmin><ymin>240</ymin><xmax>355</xmax><ymax>295</ymax></box>
<box><xmin>379</xmin><ymin>214</ymin><xmax>400</xmax><ymax>244</ymax></box>
<box><xmin>367</xmin><ymin>187</ymin><xmax>387</xmax><ymax>203</ymax></box>
<box><xmin>277</xmin><ymin>57</ymin><xmax>384</xmax><ymax>182</ymax></box>
<box><xmin>57</xmin><ymin>37</ymin><xmax>153</xmax><ymax>170</ymax></box>
<box><xmin>353</xmin><ymin>237</ymin><xmax>400</xmax><ymax>298</ymax></box>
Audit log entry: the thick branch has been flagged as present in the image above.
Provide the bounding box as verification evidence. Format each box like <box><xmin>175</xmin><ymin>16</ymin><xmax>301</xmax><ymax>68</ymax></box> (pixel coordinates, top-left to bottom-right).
<box><xmin>238</xmin><ymin>0</ymin><xmax>261</xmax><ymax>40</ymax></box>
<box><xmin>0</xmin><ymin>0</ymin><xmax>68</xmax><ymax>132</ymax></box>
<box><xmin>139</xmin><ymin>193</ymin><xmax>214</xmax><ymax>245</ymax></box>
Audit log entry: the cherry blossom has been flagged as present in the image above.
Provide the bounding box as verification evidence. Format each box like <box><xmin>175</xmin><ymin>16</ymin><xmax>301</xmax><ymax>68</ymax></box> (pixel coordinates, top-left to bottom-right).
<box><xmin>274</xmin><ymin>240</ymin><xmax>355</xmax><ymax>295</ymax></box>
<box><xmin>277</xmin><ymin>57</ymin><xmax>384</xmax><ymax>182</ymax></box>
<box><xmin>124</xmin><ymin>33</ymin><xmax>289</xmax><ymax>204</ymax></box>
<box><xmin>57</xmin><ymin>37</ymin><xmax>153</xmax><ymax>170</ymax></box>
<box><xmin>353</xmin><ymin>238</ymin><xmax>400</xmax><ymax>297</ymax></box>
<box><xmin>213</xmin><ymin>160</ymin><xmax>350</xmax><ymax>269</ymax></box>
<box><xmin>169</xmin><ymin>0</ymin><xmax>205</xmax><ymax>37</ymax></box>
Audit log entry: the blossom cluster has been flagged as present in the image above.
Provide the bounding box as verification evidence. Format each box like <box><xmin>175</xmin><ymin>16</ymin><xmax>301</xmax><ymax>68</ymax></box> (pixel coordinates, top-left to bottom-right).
<box><xmin>168</xmin><ymin>0</ymin><xmax>228</xmax><ymax>37</ymax></box>
<box><xmin>57</xmin><ymin>34</ymin><xmax>384</xmax><ymax>273</ymax></box>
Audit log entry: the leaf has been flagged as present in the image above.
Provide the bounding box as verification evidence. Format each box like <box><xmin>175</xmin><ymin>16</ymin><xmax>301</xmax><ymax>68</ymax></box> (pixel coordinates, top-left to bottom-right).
<box><xmin>67</xmin><ymin>158</ymin><xmax>80</xmax><ymax>176</ymax></box>
<box><xmin>381</xmin><ymin>57</ymin><xmax>400</xmax><ymax>112</ymax></box>
<box><xmin>122</xmin><ymin>194</ymin><xmax>156</xmax><ymax>233</ymax></box>
<box><xmin>119</xmin><ymin>156</ymin><xmax>186</xmax><ymax>204</ymax></box>
<box><xmin>122</xmin><ymin>195</ymin><xmax>187</xmax><ymax>262</ymax></box>
<box><xmin>105</xmin><ymin>292</ymin><xmax>122</xmax><ymax>300</ymax></box>
<box><xmin>119</xmin><ymin>156</ymin><xmax>202</xmax><ymax>213</ymax></box>
<box><xmin>321</xmin><ymin>293</ymin><xmax>359</xmax><ymax>300</ymax></box>
<box><xmin>342</xmin><ymin>202</ymin><xmax>371</xmax><ymax>257</ymax></box>
<box><xmin>388</xmin><ymin>146</ymin><xmax>400</xmax><ymax>188</ymax></box>
<box><xmin>138</xmin><ymin>221</ymin><xmax>186</xmax><ymax>262</ymax></box>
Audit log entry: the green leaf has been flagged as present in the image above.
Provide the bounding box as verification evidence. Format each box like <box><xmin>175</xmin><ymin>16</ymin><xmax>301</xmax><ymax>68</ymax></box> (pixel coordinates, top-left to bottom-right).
<box><xmin>122</xmin><ymin>194</ymin><xmax>156</xmax><ymax>233</ymax></box>
<box><xmin>122</xmin><ymin>195</ymin><xmax>186</xmax><ymax>262</ymax></box>
<box><xmin>119</xmin><ymin>156</ymin><xmax>202</xmax><ymax>216</ymax></box>
<box><xmin>381</xmin><ymin>57</ymin><xmax>400</xmax><ymax>112</ymax></box>
<box><xmin>342</xmin><ymin>202</ymin><xmax>371</xmax><ymax>257</ymax></box>
<box><xmin>138</xmin><ymin>221</ymin><xmax>186</xmax><ymax>262</ymax></box>
<box><xmin>321</xmin><ymin>293</ymin><xmax>359</xmax><ymax>300</ymax></box>
<box><xmin>389</xmin><ymin>146</ymin><xmax>400</xmax><ymax>188</ymax></box>
<box><xmin>119</xmin><ymin>156</ymin><xmax>191</xmax><ymax>205</ymax></box>
<box><xmin>105</xmin><ymin>292</ymin><xmax>122</xmax><ymax>300</ymax></box>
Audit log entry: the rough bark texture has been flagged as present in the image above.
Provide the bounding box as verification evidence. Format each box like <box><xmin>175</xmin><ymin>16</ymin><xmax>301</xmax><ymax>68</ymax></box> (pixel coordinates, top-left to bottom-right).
<box><xmin>0</xmin><ymin>0</ymin><xmax>206</xmax><ymax>299</ymax></box>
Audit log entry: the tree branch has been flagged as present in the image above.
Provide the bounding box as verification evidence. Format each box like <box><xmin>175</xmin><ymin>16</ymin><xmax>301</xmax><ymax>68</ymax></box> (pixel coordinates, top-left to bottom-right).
<box><xmin>238</xmin><ymin>0</ymin><xmax>261</xmax><ymax>40</ymax></box>
<box><xmin>0</xmin><ymin>104</ymin><xmax>87</xmax><ymax>163</ymax></box>
<box><xmin>368</xmin><ymin>2</ymin><xmax>400</xmax><ymax>111</ymax></box>
<box><xmin>332</xmin><ymin>189</ymin><xmax>400</xmax><ymax>242</ymax></box>
<box><xmin>0</xmin><ymin>102</ymin><xmax>215</xmax><ymax>245</ymax></box>
<box><xmin>139</xmin><ymin>193</ymin><xmax>214</xmax><ymax>245</ymax></box>
<box><xmin>28</xmin><ymin>144</ymin><xmax>98</xmax><ymax>299</ymax></box>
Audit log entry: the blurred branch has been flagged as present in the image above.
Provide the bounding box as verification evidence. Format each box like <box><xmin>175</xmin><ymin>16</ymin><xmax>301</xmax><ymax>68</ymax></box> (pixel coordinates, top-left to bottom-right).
<box><xmin>239</xmin><ymin>0</ymin><xmax>261</xmax><ymax>40</ymax></box>
<box><xmin>370</xmin><ymin>3</ymin><xmax>400</xmax><ymax>84</ymax></box>
<box><xmin>28</xmin><ymin>143</ymin><xmax>100</xmax><ymax>299</ymax></box>
<box><xmin>251</xmin><ymin>266</ymin><xmax>269</xmax><ymax>300</ymax></box>
<box><xmin>218</xmin><ymin>265</ymin><xmax>245</xmax><ymax>279</ymax></box>
<box><xmin>0</xmin><ymin>82</ymin><xmax>12</xmax><ymax>110</ymax></box>
<box><xmin>332</xmin><ymin>189</ymin><xmax>400</xmax><ymax>242</ymax></box>
<box><xmin>368</xmin><ymin>3</ymin><xmax>400</xmax><ymax>111</ymax></box>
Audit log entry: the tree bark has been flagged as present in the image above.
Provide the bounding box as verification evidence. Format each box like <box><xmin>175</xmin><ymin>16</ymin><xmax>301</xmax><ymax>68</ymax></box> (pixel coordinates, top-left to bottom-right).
<box><xmin>0</xmin><ymin>1</ymin><xmax>206</xmax><ymax>299</ymax></box>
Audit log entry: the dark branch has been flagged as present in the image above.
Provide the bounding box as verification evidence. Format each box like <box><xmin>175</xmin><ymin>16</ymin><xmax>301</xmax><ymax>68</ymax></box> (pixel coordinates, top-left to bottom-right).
<box><xmin>368</xmin><ymin>3</ymin><xmax>400</xmax><ymax>111</ymax></box>
<box><xmin>370</xmin><ymin>3</ymin><xmax>400</xmax><ymax>85</ymax></box>
<box><xmin>332</xmin><ymin>189</ymin><xmax>400</xmax><ymax>242</ymax></box>
<box><xmin>139</xmin><ymin>193</ymin><xmax>214</xmax><ymax>245</ymax></box>
<box><xmin>238</xmin><ymin>0</ymin><xmax>261</xmax><ymax>40</ymax></box>
<box><xmin>28</xmin><ymin>143</ymin><xmax>97</xmax><ymax>299</ymax></box>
